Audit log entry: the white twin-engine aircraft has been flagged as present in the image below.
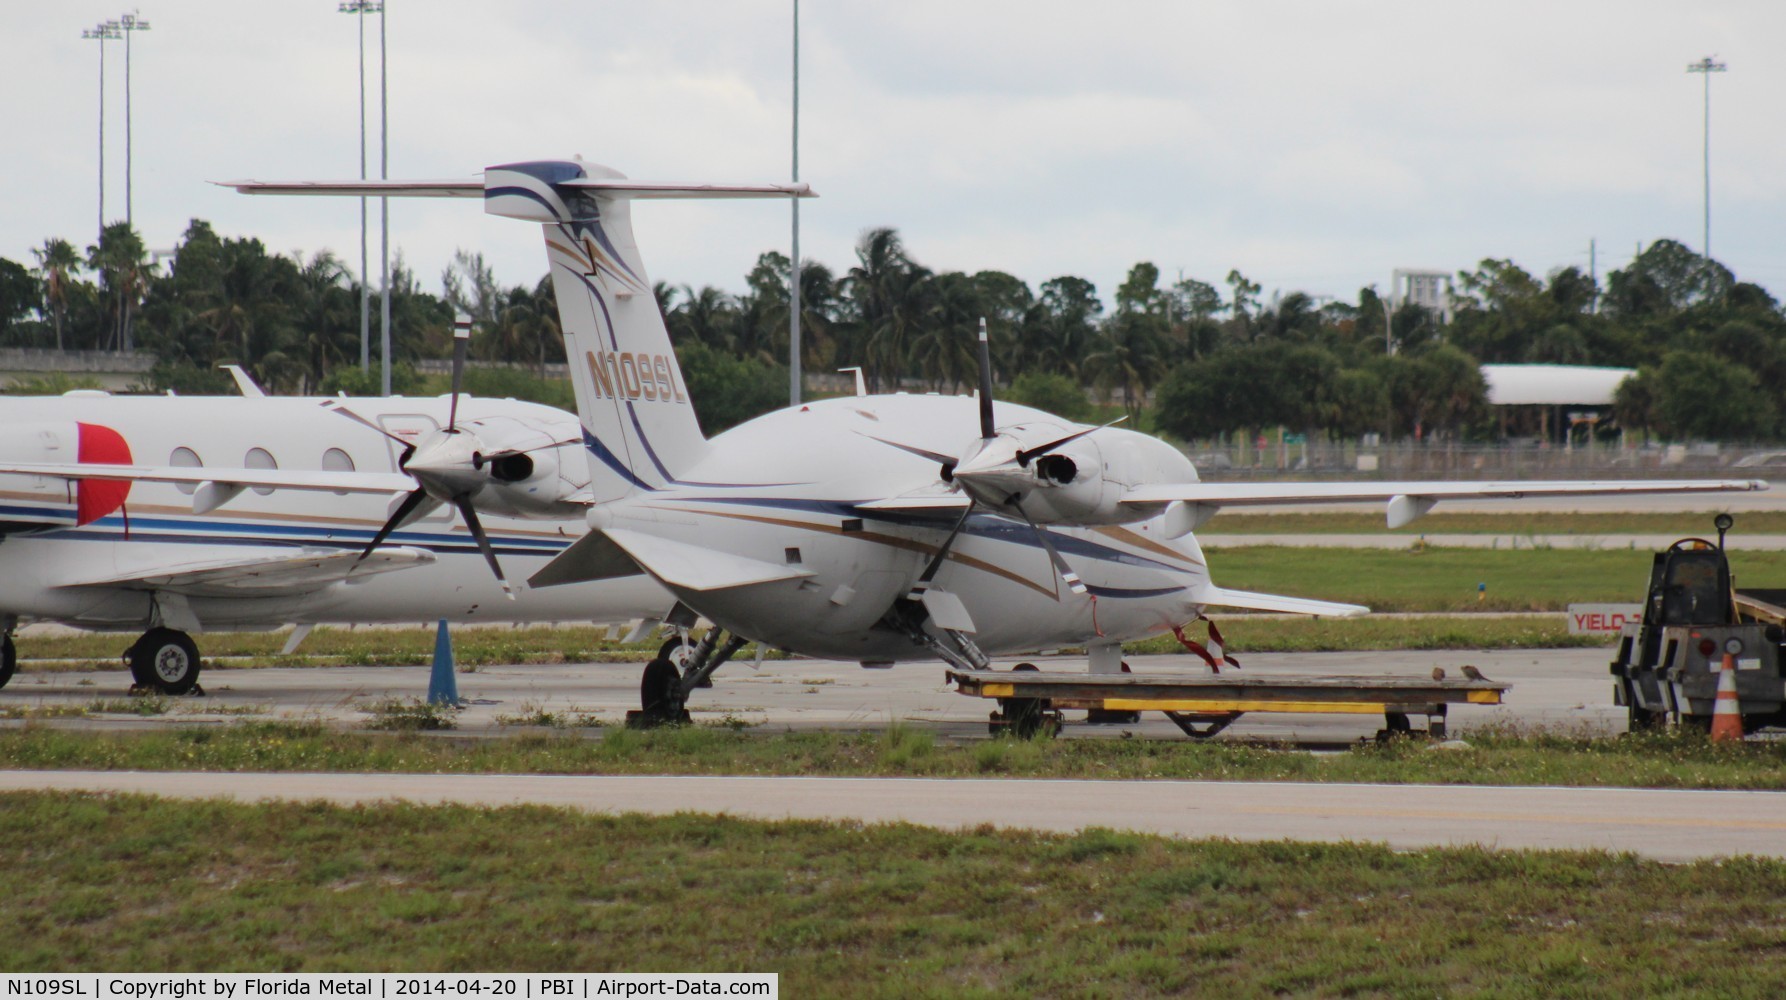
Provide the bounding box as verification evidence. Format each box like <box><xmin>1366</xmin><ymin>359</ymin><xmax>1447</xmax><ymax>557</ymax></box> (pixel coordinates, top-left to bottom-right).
<box><xmin>0</xmin><ymin>384</ymin><xmax>670</xmax><ymax>694</ymax></box>
<box><xmin>208</xmin><ymin>157</ymin><xmax>1766</xmax><ymax>723</ymax></box>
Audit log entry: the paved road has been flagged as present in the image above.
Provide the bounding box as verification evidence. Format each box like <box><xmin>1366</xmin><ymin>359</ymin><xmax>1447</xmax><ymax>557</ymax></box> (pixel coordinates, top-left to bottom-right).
<box><xmin>2</xmin><ymin>769</ymin><xmax>1780</xmax><ymax>863</ymax></box>
<box><xmin>1200</xmin><ymin>532</ymin><xmax>1786</xmax><ymax>549</ymax></box>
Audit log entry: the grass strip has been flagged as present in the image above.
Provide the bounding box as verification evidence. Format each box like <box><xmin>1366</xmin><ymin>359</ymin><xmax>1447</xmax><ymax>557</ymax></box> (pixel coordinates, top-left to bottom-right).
<box><xmin>2</xmin><ymin>791</ymin><xmax>1783</xmax><ymax>993</ymax></box>
<box><xmin>1205</xmin><ymin>545</ymin><xmax>1786</xmax><ymax>612</ymax></box>
<box><xmin>1197</xmin><ymin>509</ymin><xmax>1786</xmax><ymax>535</ymax></box>
<box><xmin>6</xmin><ymin>723</ymin><xmax>1786</xmax><ymax>790</ymax></box>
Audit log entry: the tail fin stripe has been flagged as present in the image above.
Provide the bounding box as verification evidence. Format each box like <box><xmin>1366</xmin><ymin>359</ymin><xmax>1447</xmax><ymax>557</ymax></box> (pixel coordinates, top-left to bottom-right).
<box><xmin>625</xmin><ymin>402</ymin><xmax>684</xmax><ymax>483</ymax></box>
<box><xmin>582</xmin><ymin>428</ymin><xmax>659</xmax><ymax>492</ymax></box>
<box><xmin>577</xmin><ymin>220</ymin><xmax>645</xmax><ymax>286</ymax></box>
<box><xmin>487</xmin><ymin>185</ymin><xmax>568</xmax><ymax>220</ymax></box>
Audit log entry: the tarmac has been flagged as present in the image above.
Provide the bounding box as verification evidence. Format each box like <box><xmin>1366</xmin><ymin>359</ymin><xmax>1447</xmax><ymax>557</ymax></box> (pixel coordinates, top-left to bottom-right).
<box><xmin>17</xmin><ymin>645</ymin><xmax>1782</xmax><ymax>863</ymax></box>
<box><xmin>0</xmin><ymin>646</ymin><xmax>1621</xmax><ymax>743</ymax></box>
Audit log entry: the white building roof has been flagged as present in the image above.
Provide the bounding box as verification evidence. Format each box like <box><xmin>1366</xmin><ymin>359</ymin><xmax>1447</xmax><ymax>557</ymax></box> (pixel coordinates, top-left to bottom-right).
<box><xmin>1480</xmin><ymin>364</ymin><xmax>1635</xmax><ymax>407</ymax></box>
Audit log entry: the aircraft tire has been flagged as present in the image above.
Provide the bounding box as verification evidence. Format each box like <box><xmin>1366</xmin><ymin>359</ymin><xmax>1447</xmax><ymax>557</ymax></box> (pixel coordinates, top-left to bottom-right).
<box><xmin>0</xmin><ymin>634</ymin><xmax>15</xmax><ymax>690</ymax></box>
<box><xmin>638</xmin><ymin>657</ymin><xmax>687</xmax><ymax>726</ymax></box>
<box><xmin>658</xmin><ymin>635</ymin><xmax>709</xmax><ymax>688</ymax></box>
<box><xmin>131</xmin><ymin>628</ymin><xmax>202</xmax><ymax>696</ymax></box>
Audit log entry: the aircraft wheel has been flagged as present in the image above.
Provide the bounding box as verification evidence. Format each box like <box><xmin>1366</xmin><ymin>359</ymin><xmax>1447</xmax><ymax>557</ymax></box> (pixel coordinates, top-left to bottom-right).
<box><xmin>130</xmin><ymin>628</ymin><xmax>202</xmax><ymax>696</ymax></box>
<box><xmin>659</xmin><ymin>634</ymin><xmax>708</xmax><ymax>688</ymax></box>
<box><xmin>1012</xmin><ymin>662</ymin><xmax>1039</xmax><ymax>672</ymax></box>
<box><xmin>0</xmin><ymin>634</ymin><xmax>15</xmax><ymax>690</ymax></box>
<box><xmin>635</xmin><ymin>657</ymin><xmax>688</xmax><ymax>727</ymax></box>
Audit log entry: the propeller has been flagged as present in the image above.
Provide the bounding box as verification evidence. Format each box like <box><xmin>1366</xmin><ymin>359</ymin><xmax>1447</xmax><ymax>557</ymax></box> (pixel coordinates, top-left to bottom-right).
<box><xmin>1009</xmin><ymin>497</ymin><xmax>1088</xmax><ymax>596</ymax></box>
<box><xmin>976</xmin><ymin>318</ymin><xmax>995</xmax><ymax>440</ymax></box>
<box><xmin>328</xmin><ymin>313</ymin><xmax>518</xmax><ymax>599</ymax></box>
<box><xmin>1014</xmin><ymin>415</ymin><xmax>1128</xmax><ymax>467</ymax></box>
<box><xmin>899</xmin><ymin>316</ymin><xmax>1099</xmax><ymax>603</ymax></box>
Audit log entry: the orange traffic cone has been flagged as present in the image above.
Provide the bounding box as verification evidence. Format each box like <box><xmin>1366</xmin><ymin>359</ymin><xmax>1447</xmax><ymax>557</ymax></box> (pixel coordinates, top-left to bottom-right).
<box><xmin>1710</xmin><ymin>652</ymin><xmax>1745</xmax><ymax>743</ymax></box>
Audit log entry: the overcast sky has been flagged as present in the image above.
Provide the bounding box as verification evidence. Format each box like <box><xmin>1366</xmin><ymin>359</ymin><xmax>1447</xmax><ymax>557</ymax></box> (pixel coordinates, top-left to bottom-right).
<box><xmin>5</xmin><ymin>2</ymin><xmax>1784</xmax><ymax>313</ymax></box>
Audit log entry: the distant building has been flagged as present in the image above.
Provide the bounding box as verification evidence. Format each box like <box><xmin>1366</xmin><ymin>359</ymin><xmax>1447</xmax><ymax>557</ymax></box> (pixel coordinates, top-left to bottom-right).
<box><xmin>1481</xmin><ymin>363</ymin><xmax>1636</xmax><ymax>444</ymax></box>
<box><xmin>1391</xmin><ymin>268</ymin><xmax>1454</xmax><ymax>323</ymax></box>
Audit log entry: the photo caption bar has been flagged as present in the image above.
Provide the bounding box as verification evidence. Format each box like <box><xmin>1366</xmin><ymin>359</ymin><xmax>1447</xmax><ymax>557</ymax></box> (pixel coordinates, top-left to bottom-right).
<box><xmin>2</xmin><ymin>976</ymin><xmax>775</xmax><ymax>1000</ymax></box>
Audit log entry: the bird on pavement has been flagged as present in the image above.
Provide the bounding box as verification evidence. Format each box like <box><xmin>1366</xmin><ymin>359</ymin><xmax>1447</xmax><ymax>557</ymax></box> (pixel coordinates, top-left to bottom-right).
<box><xmin>1461</xmin><ymin>665</ymin><xmax>1486</xmax><ymax>681</ymax></box>
<box><xmin>1432</xmin><ymin>667</ymin><xmax>1446</xmax><ymax>681</ymax></box>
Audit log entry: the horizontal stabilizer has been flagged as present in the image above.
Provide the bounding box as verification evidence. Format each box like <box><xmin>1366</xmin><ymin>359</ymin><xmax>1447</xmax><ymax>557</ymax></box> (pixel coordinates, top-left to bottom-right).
<box><xmin>59</xmin><ymin>546</ymin><xmax>433</xmax><ymax>598</ymax></box>
<box><xmin>527</xmin><ymin>530</ymin><xmax>646</xmax><ymax>589</ymax></box>
<box><xmin>220</xmin><ymin>178</ymin><xmax>815</xmax><ymax>200</ymax></box>
<box><xmin>602</xmin><ymin>528</ymin><xmax>813</xmax><ymax>592</ymax></box>
<box><xmin>0</xmin><ymin>460</ymin><xmax>413</xmax><ymax>496</ymax></box>
<box><xmin>1197</xmin><ymin>586</ymin><xmax>1369</xmax><ymax>618</ymax></box>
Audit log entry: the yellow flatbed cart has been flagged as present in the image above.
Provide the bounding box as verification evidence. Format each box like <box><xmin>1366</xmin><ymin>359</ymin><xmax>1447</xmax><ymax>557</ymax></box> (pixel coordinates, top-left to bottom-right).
<box><xmin>947</xmin><ymin>670</ymin><xmax>1509</xmax><ymax>740</ymax></box>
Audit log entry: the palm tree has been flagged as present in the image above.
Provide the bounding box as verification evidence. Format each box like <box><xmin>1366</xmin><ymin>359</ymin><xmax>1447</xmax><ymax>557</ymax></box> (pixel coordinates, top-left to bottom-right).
<box><xmin>86</xmin><ymin>223</ymin><xmax>149</xmax><ymax>352</ymax></box>
<box><xmin>1085</xmin><ymin>311</ymin><xmax>1166</xmax><ymax>418</ymax></box>
<box><xmin>846</xmin><ymin>227</ymin><xmax>931</xmax><ymax>390</ymax></box>
<box><xmin>292</xmin><ymin>251</ymin><xmax>355</xmax><ymax>391</ymax></box>
<box><xmin>905</xmin><ymin>272</ymin><xmax>983</xmax><ymax>391</ymax></box>
<box><xmin>31</xmin><ymin>238</ymin><xmax>82</xmax><ymax>351</ymax></box>
<box><xmin>669</xmin><ymin>285</ymin><xmax>738</xmax><ymax>353</ymax></box>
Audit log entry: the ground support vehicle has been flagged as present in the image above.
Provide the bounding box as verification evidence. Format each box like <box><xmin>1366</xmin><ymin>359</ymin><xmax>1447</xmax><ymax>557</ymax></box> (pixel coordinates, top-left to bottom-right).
<box><xmin>949</xmin><ymin>668</ymin><xmax>1507</xmax><ymax>740</ymax></box>
<box><xmin>1610</xmin><ymin>521</ymin><xmax>1786</xmax><ymax>734</ymax></box>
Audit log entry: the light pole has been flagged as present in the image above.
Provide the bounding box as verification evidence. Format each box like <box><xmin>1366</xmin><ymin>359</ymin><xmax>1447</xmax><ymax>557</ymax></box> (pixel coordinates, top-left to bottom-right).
<box><xmin>80</xmin><ymin>20</ymin><xmax>121</xmax><ymax>241</ymax></box>
<box><xmin>339</xmin><ymin>1</ymin><xmax>381</xmax><ymax>376</ymax></box>
<box><xmin>378</xmin><ymin>0</ymin><xmax>391</xmax><ymax>396</ymax></box>
<box><xmin>118</xmin><ymin>11</ymin><xmax>150</xmax><ymax>229</ymax></box>
<box><xmin>788</xmin><ymin>0</ymin><xmax>801</xmax><ymax>405</ymax></box>
<box><xmin>1686</xmin><ymin>56</ymin><xmax>1727</xmax><ymax>261</ymax></box>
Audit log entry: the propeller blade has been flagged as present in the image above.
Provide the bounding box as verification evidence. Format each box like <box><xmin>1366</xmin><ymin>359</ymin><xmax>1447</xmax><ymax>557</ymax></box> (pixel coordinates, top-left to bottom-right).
<box><xmin>907</xmin><ymin>501</ymin><xmax>976</xmax><ymax>600</ymax></box>
<box><xmin>356</xmin><ymin>487</ymin><xmax>430</xmax><ymax>565</ymax></box>
<box><xmin>454</xmin><ymin>496</ymin><xmax>515</xmax><ymax>599</ymax></box>
<box><xmin>976</xmin><ymin>317</ymin><xmax>995</xmax><ymax>440</ymax></box>
<box><xmin>448</xmin><ymin>314</ymin><xmax>472</xmax><ymax>432</ymax></box>
<box><xmin>478</xmin><ymin>437</ymin><xmax>583</xmax><ymax>463</ymax></box>
<box><xmin>1012</xmin><ymin>499</ymin><xmax>1088</xmax><ymax>597</ymax></box>
<box><xmin>856</xmin><ymin>433</ymin><xmax>956</xmax><ymax>467</ymax></box>
<box><xmin>321</xmin><ymin>400</ymin><xmax>415</xmax><ymax>459</ymax></box>
<box><xmin>1015</xmin><ymin>415</ymin><xmax>1129</xmax><ymax>467</ymax></box>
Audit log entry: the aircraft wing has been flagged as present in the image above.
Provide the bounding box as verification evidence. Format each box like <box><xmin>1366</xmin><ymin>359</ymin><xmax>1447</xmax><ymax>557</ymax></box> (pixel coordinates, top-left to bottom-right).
<box><xmin>601</xmin><ymin>528</ymin><xmax>814</xmax><ymax>591</ymax></box>
<box><xmin>1195</xmin><ymin>586</ymin><xmax>1370</xmax><ymax>618</ymax></box>
<box><xmin>1121</xmin><ymin>479</ymin><xmax>1769</xmax><ymax>528</ymax></box>
<box><xmin>0</xmin><ymin>460</ymin><xmax>413</xmax><ymax>496</ymax></box>
<box><xmin>855</xmin><ymin>494</ymin><xmax>972</xmax><ymax>515</ymax></box>
<box><xmin>57</xmin><ymin>546</ymin><xmax>434</xmax><ymax>598</ymax></box>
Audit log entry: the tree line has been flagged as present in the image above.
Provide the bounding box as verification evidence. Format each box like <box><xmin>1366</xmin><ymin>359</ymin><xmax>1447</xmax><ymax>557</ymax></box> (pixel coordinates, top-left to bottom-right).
<box><xmin>2</xmin><ymin>218</ymin><xmax>1781</xmax><ymax>442</ymax></box>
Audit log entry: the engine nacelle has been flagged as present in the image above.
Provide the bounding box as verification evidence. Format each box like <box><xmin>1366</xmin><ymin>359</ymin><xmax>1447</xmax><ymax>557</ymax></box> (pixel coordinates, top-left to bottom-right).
<box><xmin>0</xmin><ymin>421</ymin><xmax>133</xmax><ymax>534</ymax></box>
<box><xmin>951</xmin><ymin>422</ymin><xmax>1198</xmax><ymax>527</ymax></box>
<box><xmin>458</xmin><ymin>414</ymin><xmax>590</xmax><ymax>519</ymax></box>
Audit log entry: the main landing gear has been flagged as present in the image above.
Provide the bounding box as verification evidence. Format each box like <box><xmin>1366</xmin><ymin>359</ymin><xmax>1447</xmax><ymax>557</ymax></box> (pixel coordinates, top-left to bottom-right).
<box><xmin>0</xmin><ymin>631</ymin><xmax>15</xmax><ymax>691</ymax></box>
<box><xmin>629</xmin><ymin>628</ymin><xmax>748</xmax><ymax>728</ymax></box>
<box><xmin>126</xmin><ymin>627</ymin><xmax>204</xmax><ymax>696</ymax></box>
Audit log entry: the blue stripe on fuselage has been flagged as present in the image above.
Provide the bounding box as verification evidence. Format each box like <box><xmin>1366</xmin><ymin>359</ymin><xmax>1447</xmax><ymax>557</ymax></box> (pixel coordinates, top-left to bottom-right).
<box><xmin>645</xmin><ymin>495</ymin><xmax>1191</xmax><ymax>574</ymax></box>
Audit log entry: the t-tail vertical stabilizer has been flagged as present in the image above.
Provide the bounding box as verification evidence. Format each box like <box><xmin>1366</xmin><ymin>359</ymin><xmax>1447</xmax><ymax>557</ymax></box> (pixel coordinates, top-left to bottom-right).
<box><xmin>221</xmin><ymin>159</ymin><xmax>813</xmax><ymax>504</ymax></box>
<box><xmin>482</xmin><ymin>159</ymin><xmax>813</xmax><ymax>502</ymax></box>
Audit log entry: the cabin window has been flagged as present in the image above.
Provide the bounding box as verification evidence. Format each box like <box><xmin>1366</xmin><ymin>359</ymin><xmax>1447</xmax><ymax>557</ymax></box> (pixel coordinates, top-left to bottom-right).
<box><xmin>169</xmin><ymin>447</ymin><xmax>201</xmax><ymax>496</ymax></box>
<box><xmin>245</xmin><ymin>447</ymin><xmax>277</xmax><ymax>495</ymax></box>
<box><xmin>322</xmin><ymin>447</ymin><xmax>355</xmax><ymax>496</ymax></box>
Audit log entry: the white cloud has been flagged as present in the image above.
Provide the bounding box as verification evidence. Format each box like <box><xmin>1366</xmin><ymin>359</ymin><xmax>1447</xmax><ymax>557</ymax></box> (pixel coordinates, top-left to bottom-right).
<box><xmin>5</xmin><ymin>0</ymin><xmax>1786</xmax><ymax>311</ymax></box>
